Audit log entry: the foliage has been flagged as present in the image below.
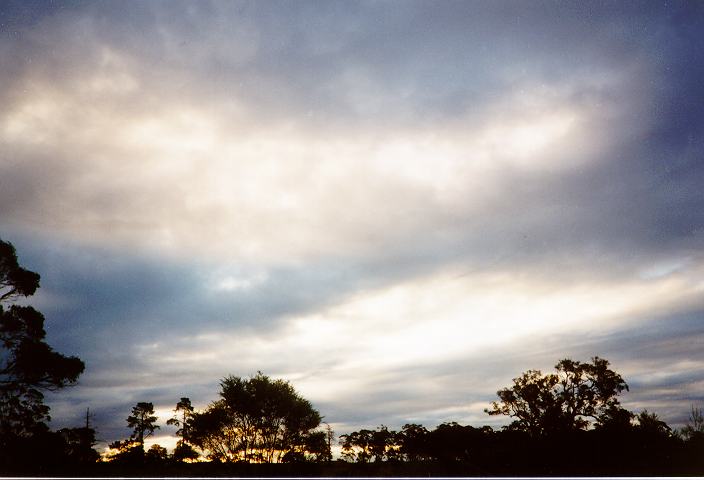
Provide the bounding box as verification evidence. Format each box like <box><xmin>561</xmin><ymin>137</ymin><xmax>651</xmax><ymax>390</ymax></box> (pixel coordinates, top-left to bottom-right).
<box><xmin>426</xmin><ymin>422</ymin><xmax>492</xmax><ymax>463</ymax></box>
<box><xmin>636</xmin><ymin>410</ymin><xmax>672</xmax><ymax>437</ymax></box>
<box><xmin>167</xmin><ymin>397</ymin><xmax>199</xmax><ymax>461</ymax></box>
<box><xmin>57</xmin><ymin>426</ymin><xmax>100</xmax><ymax>464</ymax></box>
<box><xmin>173</xmin><ymin>440</ymin><xmax>200</xmax><ymax>462</ymax></box>
<box><xmin>167</xmin><ymin>397</ymin><xmax>194</xmax><ymax>441</ymax></box>
<box><xmin>340</xmin><ymin>425</ymin><xmax>399</xmax><ymax>462</ymax></box>
<box><xmin>0</xmin><ymin>240</ymin><xmax>40</xmax><ymax>302</ymax></box>
<box><xmin>189</xmin><ymin>372</ymin><xmax>324</xmax><ymax>463</ymax></box>
<box><xmin>397</xmin><ymin>423</ymin><xmax>430</xmax><ymax>461</ymax></box>
<box><xmin>486</xmin><ymin>357</ymin><xmax>628</xmax><ymax>436</ymax></box>
<box><xmin>107</xmin><ymin>402</ymin><xmax>160</xmax><ymax>464</ymax></box>
<box><xmin>145</xmin><ymin>444</ymin><xmax>169</xmax><ymax>464</ymax></box>
<box><xmin>681</xmin><ymin>405</ymin><xmax>704</xmax><ymax>441</ymax></box>
<box><xmin>0</xmin><ymin>238</ymin><xmax>87</xmax><ymax>467</ymax></box>
<box><xmin>106</xmin><ymin>439</ymin><xmax>144</xmax><ymax>464</ymax></box>
<box><xmin>127</xmin><ymin>402</ymin><xmax>160</xmax><ymax>446</ymax></box>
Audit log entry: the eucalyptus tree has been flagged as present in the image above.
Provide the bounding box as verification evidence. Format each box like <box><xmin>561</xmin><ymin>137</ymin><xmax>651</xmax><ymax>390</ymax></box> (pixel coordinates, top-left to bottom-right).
<box><xmin>189</xmin><ymin>372</ymin><xmax>324</xmax><ymax>462</ymax></box>
<box><xmin>486</xmin><ymin>357</ymin><xmax>628</xmax><ymax>436</ymax></box>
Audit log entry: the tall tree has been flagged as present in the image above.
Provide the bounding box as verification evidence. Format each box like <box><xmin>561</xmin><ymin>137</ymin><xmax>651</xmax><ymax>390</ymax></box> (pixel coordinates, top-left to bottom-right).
<box><xmin>486</xmin><ymin>357</ymin><xmax>628</xmax><ymax>436</ymax></box>
<box><xmin>108</xmin><ymin>402</ymin><xmax>160</xmax><ymax>464</ymax></box>
<box><xmin>0</xmin><ymin>239</ymin><xmax>85</xmax><ymax>441</ymax></box>
<box><xmin>127</xmin><ymin>402</ymin><xmax>159</xmax><ymax>447</ymax></box>
<box><xmin>167</xmin><ymin>397</ymin><xmax>194</xmax><ymax>442</ymax></box>
<box><xmin>167</xmin><ymin>397</ymin><xmax>199</xmax><ymax>462</ymax></box>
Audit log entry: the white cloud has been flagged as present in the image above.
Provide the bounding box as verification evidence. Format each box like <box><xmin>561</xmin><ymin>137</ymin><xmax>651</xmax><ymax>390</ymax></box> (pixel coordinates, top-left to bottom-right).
<box><xmin>1</xmin><ymin>68</ymin><xmax>615</xmax><ymax>268</ymax></box>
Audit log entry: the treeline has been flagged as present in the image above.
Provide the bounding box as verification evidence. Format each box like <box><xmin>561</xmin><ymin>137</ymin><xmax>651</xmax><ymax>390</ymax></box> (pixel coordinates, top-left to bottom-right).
<box><xmin>337</xmin><ymin>357</ymin><xmax>704</xmax><ymax>474</ymax></box>
<box><xmin>105</xmin><ymin>372</ymin><xmax>333</xmax><ymax>465</ymax></box>
<box><xmin>2</xmin><ymin>237</ymin><xmax>704</xmax><ymax>475</ymax></box>
<box><xmin>336</xmin><ymin>411</ymin><xmax>704</xmax><ymax>475</ymax></box>
<box><xmin>70</xmin><ymin>362</ymin><xmax>704</xmax><ymax>474</ymax></box>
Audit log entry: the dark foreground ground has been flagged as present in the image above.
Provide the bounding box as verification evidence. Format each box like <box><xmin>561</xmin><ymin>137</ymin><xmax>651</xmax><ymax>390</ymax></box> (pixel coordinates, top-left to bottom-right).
<box><xmin>5</xmin><ymin>457</ymin><xmax>704</xmax><ymax>478</ymax></box>
<box><xmin>4</xmin><ymin>431</ymin><xmax>704</xmax><ymax>477</ymax></box>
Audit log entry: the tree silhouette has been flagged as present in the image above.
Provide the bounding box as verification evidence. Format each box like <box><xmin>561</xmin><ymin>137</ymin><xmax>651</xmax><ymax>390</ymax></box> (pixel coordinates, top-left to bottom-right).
<box><xmin>57</xmin><ymin>426</ymin><xmax>99</xmax><ymax>464</ymax></box>
<box><xmin>107</xmin><ymin>402</ymin><xmax>160</xmax><ymax>464</ymax></box>
<box><xmin>0</xmin><ymin>240</ymin><xmax>40</xmax><ymax>302</ymax></box>
<box><xmin>397</xmin><ymin>423</ymin><xmax>430</xmax><ymax>461</ymax></box>
<box><xmin>0</xmin><ymin>239</ymin><xmax>85</xmax><ymax>466</ymax></box>
<box><xmin>189</xmin><ymin>372</ymin><xmax>323</xmax><ymax>463</ymax></box>
<box><xmin>145</xmin><ymin>443</ymin><xmax>169</xmax><ymax>465</ymax></box>
<box><xmin>167</xmin><ymin>397</ymin><xmax>199</xmax><ymax>462</ymax></box>
<box><xmin>486</xmin><ymin>357</ymin><xmax>628</xmax><ymax>436</ymax></box>
<box><xmin>128</xmin><ymin>402</ymin><xmax>159</xmax><ymax>447</ymax></box>
<box><xmin>167</xmin><ymin>397</ymin><xmax>194</xmax><ymax>441</ymax></box>
<box><xmin>425</xmin><ymin>422</ymin><xmax>491</xmax><ymax>463</ymax></box>
<box><xmin>298</xmin><ymin>428</ymin><xmax>332</xmax><ymax>462</ymax></box>
<box><xmin>340</xmin><ymin>429</ymin><xmax>374</xmax><ymax>463</ymax></box>
<box><xmin>340</xmin><ymin>425</ymin><xmax>399</xmax><ymax>462</ymax></box>
<box><xmin>681</xmin><ymin>405</ymin><xmax>704</xmax><ymax>441</ymax></box>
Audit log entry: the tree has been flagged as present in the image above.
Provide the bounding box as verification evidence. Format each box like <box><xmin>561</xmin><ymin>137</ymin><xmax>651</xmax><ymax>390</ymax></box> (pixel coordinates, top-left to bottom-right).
<box><xmin>397</xmin><ymin>423</ymin><xmax>430</xmax><ymax>461</ymax></box>
<box><xmin>107</xmin><ymin>402</ymin><xmax>160</xmax><ymax>464</ymax></box>
<box><xmin>636</xmin><ymin>410</ymin><xmax>672</xmax><ymax>437</ymax></box>
<box><xmin>107</xmin><ymin>438</ymin><xmax>143</xmax><ymax>464</ymax></box>
<box><xmin>321</xmin><ymin>422</ymin><xmax>335</xmax><ymax>462</ymax></box>
<box><xmin>0</xmin><ymin>238</ymin><xmax>85</xmax><ymax>462</ymax></box>
<box><xmin>680</xmin><ymin>405</ymin><xmax>704</xmax><ymax>471</ymax></box>
<box><xmin>0</xmin><ymin>240</ymin><xmax>40</xmax><ymax>302</ymax></box>
<box><xmin>340</xmin><ymin>425</ymin><xmax>398</xmax><ymax>463</ymax></box>
<box><xmin>486</xmin><ymin>357</ymin><xmax>628</xmax><ymax>436</ymax></box>
<box><xmin>681</xmin><ymin>405</ymin><xmax>704</xmax><ymax>442</ymax></box>
<box><xmin>301</xmin><ymin>428</ymin><xmax>332</xmax><ymax>462</ymax></box>
<box><xmin>57</xmin><ymin>426</ymin><xmax>100</xmax><ymax>464</ymax></box>
<box><xmin>340</xmin><ymin>429</ymin><xmax>374</xmax><ymax>463</ymax></box>
<box><xmin>173</xmin><ymin>440</ymin><xmax>199</xmax><ymax>463</ymax></box>
<box><xmin>127</xmin><ymin>402</ymin><xmax>159</xmax><ymax>447</ymax></box>
<box><xmin>189</xmin><ymin>372</ymin><xmax>324</xmax><ymax>463</ymax></box>
<box><xmin>167</xmin><ymin>397</ymin><xmax>194</xmax><ymax>441</ymax></box>
<box><xmin>145</xmin><ymin>443</ymin><xmax>169</xmax><ymax>464</ymax></box>
<box><xmin>167</xmin><ymin>397</ymin><xmax>199</xmax><ymax>462</ymax></box>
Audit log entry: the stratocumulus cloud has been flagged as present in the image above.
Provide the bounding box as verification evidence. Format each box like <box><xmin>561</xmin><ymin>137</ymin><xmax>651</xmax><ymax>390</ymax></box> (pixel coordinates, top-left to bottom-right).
<box><xmin>1</xmin><ymin>0</ymin><xmax>704</xmax><ymax>450</ymax></box>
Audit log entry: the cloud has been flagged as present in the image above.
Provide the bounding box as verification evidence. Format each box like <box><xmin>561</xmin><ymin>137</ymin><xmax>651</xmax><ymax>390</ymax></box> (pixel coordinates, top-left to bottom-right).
<box><xmin>3</xmin><ymin>2</ymin><xmax>698</xmax><ymax>268</ymax></box>
<box><xmin>1</xmin><ymin>0</ymin><xmax>703</xmax><ymax>451</ymax></box>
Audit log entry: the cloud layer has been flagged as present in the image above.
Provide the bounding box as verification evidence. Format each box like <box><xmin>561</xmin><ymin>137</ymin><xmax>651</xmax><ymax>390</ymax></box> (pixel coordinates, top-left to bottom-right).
<box><xmin>2</xmin><ymin>0</ymin><xmax>704</xmax><ymax>450</ymax></box>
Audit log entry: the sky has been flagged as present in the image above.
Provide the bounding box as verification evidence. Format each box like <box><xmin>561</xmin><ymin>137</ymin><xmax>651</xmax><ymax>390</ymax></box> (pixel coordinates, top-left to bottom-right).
<box><xmin>1</xmin><ymin>0</ymin><xmax>704</xmax><ymax>452</ymax></box>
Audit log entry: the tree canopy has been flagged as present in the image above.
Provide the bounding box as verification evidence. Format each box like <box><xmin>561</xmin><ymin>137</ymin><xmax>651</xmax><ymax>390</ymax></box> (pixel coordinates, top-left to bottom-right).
<box><xmin>189</xmin><ymin>372</ymin><xmax>325</xmax><ymax>463</ymax></box>
<box><xmin>486</xmin><ymin>357</ymin><xmax>628</xmax><ymax>436</ymax></box>
<box><xmin>127</xmin><ymin>402</ymin><xmax>160</xmax><ymax>446</ymax></box>
<box><xmin>1</xmin><ymin>239</ymin><xmax>85</xmax><ymax>438</ymax></box>
<box><xmin>0</xmin><ymin>238</ymin><xmax>89</xmax><ymax>469</ymax></box>
<box><xmin>167</xmin><ymin>397</ymin><xmax>199</xmax><ymax>462</ymax></box>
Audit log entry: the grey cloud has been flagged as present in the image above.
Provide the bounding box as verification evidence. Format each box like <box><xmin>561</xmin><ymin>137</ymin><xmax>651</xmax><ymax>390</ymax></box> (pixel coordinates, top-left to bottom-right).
<box><xmin>2</xmin><ymin>0</ymin><xmax>701</xmax><ymax>266</ymax></box>
<box><xmin>2</xmin><ymin>0</ymin><xmax>704</xmax><ymax>448</ymax></box>
<box><xmin>2</xmin><ymin>1</ymin><xmax>676</xmax><ymax>127</ymax></box>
